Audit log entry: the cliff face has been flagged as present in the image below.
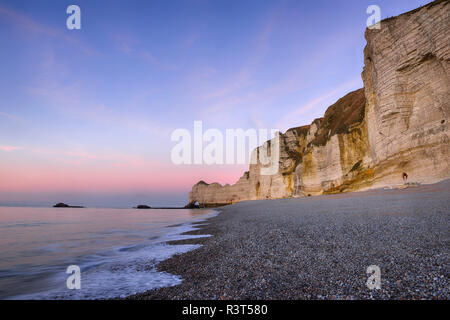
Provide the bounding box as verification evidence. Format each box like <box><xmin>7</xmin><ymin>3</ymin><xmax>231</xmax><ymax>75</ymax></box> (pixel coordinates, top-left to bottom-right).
<box><xmin>362</xmin><ymin>0</ymin><xmax>449</xmax><ymax>187</ymax></box>
<box><xmin>189</xmin><ymin>0</ymin><xmax>450</xmax><ymax>207</ymax></box>
<box><xmin>189</xmin><ymin>89</ymin><xmax>371</xmax><ymax>206</ymax></box>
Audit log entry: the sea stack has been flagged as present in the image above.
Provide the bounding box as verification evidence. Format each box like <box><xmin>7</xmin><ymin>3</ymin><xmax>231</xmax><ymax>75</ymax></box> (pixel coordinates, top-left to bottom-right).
<box><xmin>53</xmin><ymin>203</ymin><xmax>85</xmax><ymax>208</ymax></box>
<box><xmin>134</xmin><ymin>205</ymin><xmax>152</xmax><ymax>209</ymax></box>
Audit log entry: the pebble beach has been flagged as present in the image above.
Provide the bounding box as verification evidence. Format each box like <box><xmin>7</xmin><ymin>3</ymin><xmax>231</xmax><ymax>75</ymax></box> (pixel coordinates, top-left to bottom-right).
<box><xmin>128</xmin><ymin>180</ymin><xmax>449</xmax><ymax>300</ymax></box>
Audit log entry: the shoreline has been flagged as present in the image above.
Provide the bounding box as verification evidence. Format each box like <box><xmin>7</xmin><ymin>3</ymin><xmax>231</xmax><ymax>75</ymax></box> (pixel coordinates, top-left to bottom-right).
<box><xmin>127</xmin><ymin>180</ymin><xmax>449</xmax><ymax>300</ymax></box>
<box><xmin>0</xmin><ymin>208</ymin><xmax>217</xmax><ymax>300</ymax></box>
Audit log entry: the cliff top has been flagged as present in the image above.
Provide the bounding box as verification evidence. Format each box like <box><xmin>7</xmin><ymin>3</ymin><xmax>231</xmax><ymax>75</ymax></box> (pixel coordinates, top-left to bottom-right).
<box><xmin>367</xmin><ymin>0</ymin><xmax>448</xmax><ymax>32</ymax></box>
<box><xmin>285</xmin><ymin>88</ymin><xmax>366</xmax><ymax>147</ymax></box>
<box><xmin>310</xmin><ymin>88</ymin><xmax>365</xmax><ymax>147</ymax></box>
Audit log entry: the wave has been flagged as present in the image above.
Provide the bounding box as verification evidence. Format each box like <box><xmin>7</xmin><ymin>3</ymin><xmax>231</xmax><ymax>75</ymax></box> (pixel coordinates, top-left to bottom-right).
<box><xmin>8</xmin><ymin>212</ymin><xmax>217</xmax><ymax>300</ymax></box>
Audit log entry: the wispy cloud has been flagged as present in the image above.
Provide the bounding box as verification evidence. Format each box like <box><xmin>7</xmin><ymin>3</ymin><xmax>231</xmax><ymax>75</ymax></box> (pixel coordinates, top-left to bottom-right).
<box><xmin>63</xmin><ymin>150</ymin><xmax>157</xmax><ymax>168</ymax></box>
<box><xmin>113</xmin><ymin>34</ymin><xmax>178</xmax><ymax>71</ymax></box>
<box><xmin>188</xmin><ymin>4</ymin><xmax>363</xmax><ymax>130</ymax></box>
<box><xmin>114</xmin><ymin>34</ymin><xmax>138</xmax><ymax>55</ymax></box>
<box><xmin>202</xmin><ymin>69</ymin><xmax>252</xmax><ymax>101</ymax></box>
<box><xmin>139</xmin><ymin>51</ymin><xmax>178</xmax><ymax>71</ymax></box>
<box><xmin>183</xmin><ymin>33</ymin><xmax>200</xmax><ymax>47</ymax></box>
<box><xmin>276</xmin><ymin>78</ymin><xmax>362</xmax><ymax>131</ymax></box>
<box><xmin>0</xmin><ymin>4</ymin><xmax>99</xmax><ymax>56</ymax></box>
<box><xmin>0</xmin><ymin>145</ymin><xmax>21</xmax><ymax>152</ymax></box>
<box><xmin>26</xmin><ymin>77</ymin><xmax>170</xmax><ymax>138</ymax></box>
<box><xmin>0</xmin><ymin>111</ymin><xmax>21</xmax><ymax>122</ymax></box>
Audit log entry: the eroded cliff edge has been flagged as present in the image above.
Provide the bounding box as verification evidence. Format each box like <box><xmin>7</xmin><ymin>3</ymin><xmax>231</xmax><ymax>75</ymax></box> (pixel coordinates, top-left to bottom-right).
<box><xmin>188</xmin><ymin>0</ymin><xmax>449</xmax><ymax>207</ymax></box>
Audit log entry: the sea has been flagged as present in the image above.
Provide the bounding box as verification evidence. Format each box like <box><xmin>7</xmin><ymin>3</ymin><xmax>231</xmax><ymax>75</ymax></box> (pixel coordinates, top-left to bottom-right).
<box><xmin>0</xmin><ymin>206</ymin><xmax>217</xmax><ymax>299</ymax></box>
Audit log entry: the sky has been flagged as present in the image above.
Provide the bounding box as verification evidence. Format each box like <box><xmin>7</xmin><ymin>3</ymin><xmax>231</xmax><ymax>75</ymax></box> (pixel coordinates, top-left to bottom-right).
<box><xmin>0</xmin><ymin>0</ymin><xmax>429</xmax><ymax>207</ymax></box>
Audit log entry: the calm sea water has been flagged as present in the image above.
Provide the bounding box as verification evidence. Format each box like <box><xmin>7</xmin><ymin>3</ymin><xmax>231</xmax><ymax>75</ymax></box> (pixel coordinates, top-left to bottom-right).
<box><xmin>0</xmin><ymin>207</ymin><xmax>216</xmax><ymax>299</ymax></box>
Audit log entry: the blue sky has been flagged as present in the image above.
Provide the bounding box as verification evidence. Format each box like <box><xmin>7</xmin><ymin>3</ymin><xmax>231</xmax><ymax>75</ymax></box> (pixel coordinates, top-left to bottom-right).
<box><xmin>0</xmin><ymin>0</ymin><xmax>429</xmax><ymax>206</ymax></box>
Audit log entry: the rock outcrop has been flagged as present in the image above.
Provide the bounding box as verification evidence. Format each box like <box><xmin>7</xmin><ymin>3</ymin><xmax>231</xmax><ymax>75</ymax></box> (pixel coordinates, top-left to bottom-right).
<box><xmin>53</xmin><ymin>203</ymin><xmax>85</xmax><ymax>208</ymax></box>
<box><xmin>188</xmin><ymin>0</ymin><xmax>450</xmax><ymax>207</ymax></box>
<box><xmin>134</xmin><ymin>205</ymin><xmax>152</xmax><ymax>209</ymax></box>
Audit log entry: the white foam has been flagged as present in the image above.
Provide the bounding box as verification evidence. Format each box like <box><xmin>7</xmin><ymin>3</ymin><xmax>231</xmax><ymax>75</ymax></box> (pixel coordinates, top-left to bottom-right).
<box><xmin>10</xmin><ymin>212</ymin><xmax>218</xmax><ymax>300</ymax></box>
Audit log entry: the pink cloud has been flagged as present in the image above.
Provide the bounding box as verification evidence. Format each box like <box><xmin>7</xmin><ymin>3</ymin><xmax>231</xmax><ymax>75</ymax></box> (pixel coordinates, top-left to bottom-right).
<box><xmin>0</xmin><ymin>144</ymin><xmax>248</xmax><ymax>193</ymax></box>
<box><xmin>0</xmin><ymin>145</ymin><xmax>21</xmax><ymax>152</ymax></box>
<box><xmin>0</xmin><ymin>156</ymin><xmax>247</xmax><ymax>193</ymax></box>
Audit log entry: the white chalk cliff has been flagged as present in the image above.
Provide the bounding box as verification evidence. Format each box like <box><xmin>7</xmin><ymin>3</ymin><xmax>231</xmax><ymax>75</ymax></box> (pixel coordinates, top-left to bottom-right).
<box><xmin>188</xmin><ymin>0</ymin><xmax>450</xmax><ymax>207</ymax></box>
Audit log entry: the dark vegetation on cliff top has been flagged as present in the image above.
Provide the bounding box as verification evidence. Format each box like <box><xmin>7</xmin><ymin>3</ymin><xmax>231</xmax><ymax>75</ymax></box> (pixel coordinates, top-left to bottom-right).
<box><xmin>287</xmin><ymin>88</ymin><xmax>366</xmax><ymax>147</ymax></box>
<box><xmin>194</xmin><ymin>88</ymin><xmax>366</xmax><ymax>186</ymax></box>
<box><xmin>310</xmin><ymin>88</ymin><xmax>366</xmax><ymax>147</ymax></box>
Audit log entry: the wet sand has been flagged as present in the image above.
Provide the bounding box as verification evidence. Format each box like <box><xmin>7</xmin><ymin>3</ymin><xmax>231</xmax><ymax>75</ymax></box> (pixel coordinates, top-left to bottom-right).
<box><xmin>128</xmin><ymin>180</ymin><xmax>449</xmax><ymax>300</ymax></box>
